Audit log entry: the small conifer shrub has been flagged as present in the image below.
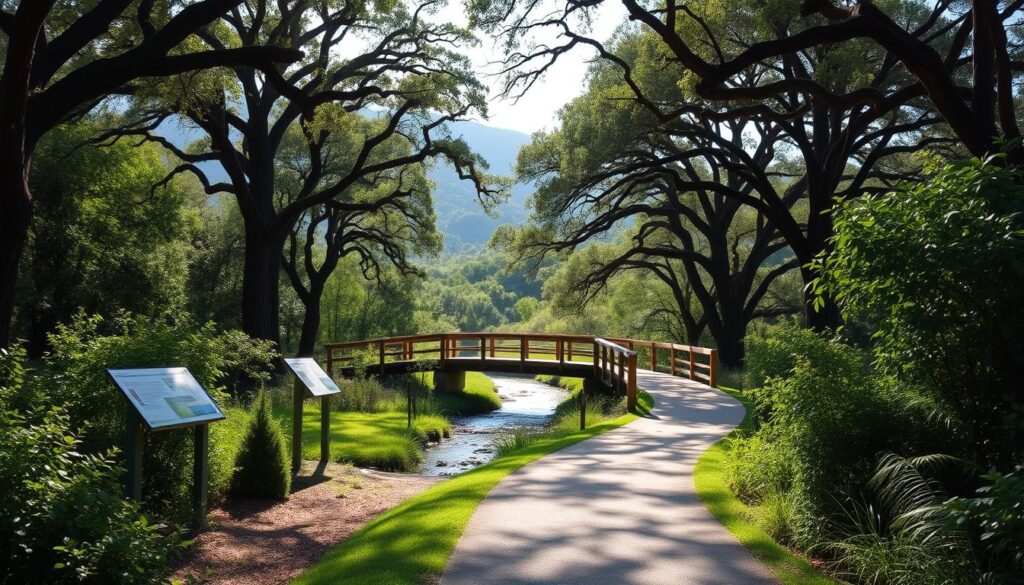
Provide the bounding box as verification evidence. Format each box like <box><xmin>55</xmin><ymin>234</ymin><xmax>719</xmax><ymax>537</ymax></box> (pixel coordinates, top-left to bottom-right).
<box><xmin>229</xmin><ymin>391</ymin><xmax>290</xmax><ymax>499</ymax></box>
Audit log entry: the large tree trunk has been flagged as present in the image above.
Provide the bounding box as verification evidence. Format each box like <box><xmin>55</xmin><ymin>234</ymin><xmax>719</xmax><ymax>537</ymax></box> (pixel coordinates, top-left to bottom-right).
<box><xmin>0</xmin><ymin>194</ymin><xmax>30</xmax><ymax>348</ymax></box>
<box><xmin>0</xmin><ymin>3</ymin><xmax>52</xmax><ymax>349</ymax></box>
<box><xmin>241</xmin><ymin>229</ymin><xmax>284</xmax><ymax>348</ymax></box>
<box><xmin>715</xmin><ymin>299</ymin><xmax>747</xmax><ymax>370</ymax></box>
<box><xmin>296</xmin><ymin>282</ymin><xmax>324</xmax><ymax>357</ymax></box>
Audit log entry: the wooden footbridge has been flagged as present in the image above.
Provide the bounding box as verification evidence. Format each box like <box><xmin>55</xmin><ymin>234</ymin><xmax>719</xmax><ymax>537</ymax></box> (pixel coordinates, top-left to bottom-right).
<box><xmin>325</xmin><ymin>332</ymin><xmax>718</xmax><ymax>411</ymax></box>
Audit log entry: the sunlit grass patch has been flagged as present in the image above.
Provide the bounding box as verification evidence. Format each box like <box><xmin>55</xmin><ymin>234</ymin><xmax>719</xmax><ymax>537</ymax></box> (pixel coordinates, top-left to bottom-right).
<box><xmin>693</xmin><ymin>386</ymin><xmax>837</xmax><ymax>585</ymax></box>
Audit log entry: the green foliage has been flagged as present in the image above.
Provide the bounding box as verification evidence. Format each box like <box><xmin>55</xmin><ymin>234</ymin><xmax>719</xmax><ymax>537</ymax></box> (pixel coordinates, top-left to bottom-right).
<box><xmin>331</xmin><ymin>376</ymin><xmax>407</xmax><ymax>413</ymax></box>
<box><xmin>817</xmin><ymin>157</ymin><xmax>1024</xmax><ymax>468</ymax></box>
<box><xmin>744</xmin><ymin>323</ymin><xmax>834</xmax><ymax>391</ymax></box>
<box><xmin>230</xmin><ymin>392</ymin><xmax>290</xmax><ymax>500</ymax></box>
<box><xmin>750</xmin><ymin>488</ymin><xmax>796</xmax><ymax>545</ymax></box>
<box><xmin>737</xmin><ymin>332</ymin><xmax>932</xmax><ymax>547</ymax></box>
<box><xmin>41</xmin><ymin>313</ymin><xmax>277</xmax><ymax>520</ymax></box>
<box><xmin>18</xmin><ymin>121</ymin><xmax>200</xmax><ymax>351</ymax></box>
<box><xmin>946</xmin><ymin>467</ymin><xmax>1024</xmax><ymax>580</ymax></box>
<box><xmin>0</xmin><ymin>350</ymin><xmax>176</xmax><ymax>585</ymax></box>
<box><xmin>726</xmin><ymin>432</ymin><xmax>794</xmax><ymax>501</ymax></box>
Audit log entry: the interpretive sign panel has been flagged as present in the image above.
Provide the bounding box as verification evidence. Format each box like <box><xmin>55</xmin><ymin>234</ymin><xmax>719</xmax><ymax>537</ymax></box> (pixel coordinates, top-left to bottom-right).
<box><xmin>108</xmin><ymin>367</ymin><xmax>225</xmax><ymax>430</ymax></box>
<box><xmin>284</xmin><ymin>357</ymin><xmax>341</xmax><ymax>397</ymax></box>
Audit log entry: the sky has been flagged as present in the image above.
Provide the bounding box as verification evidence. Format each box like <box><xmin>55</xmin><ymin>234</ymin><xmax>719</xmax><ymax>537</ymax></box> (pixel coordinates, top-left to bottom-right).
<box><xmin>433</xmin><ymin>1</ymin><xmax>627</xmax><ymax>135</ymax></box>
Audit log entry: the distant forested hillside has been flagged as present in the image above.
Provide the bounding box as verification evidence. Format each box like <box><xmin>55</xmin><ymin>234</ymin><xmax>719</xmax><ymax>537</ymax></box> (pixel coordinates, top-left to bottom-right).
<box><xmin>156</xmin><ymin>118</ymin><xmax>532</xmax><ymax>251</ymax></box>
<box><xmin>431</xmin><ymin>121</ymin><xmax>533</xmax><ymax>251</ymax></box>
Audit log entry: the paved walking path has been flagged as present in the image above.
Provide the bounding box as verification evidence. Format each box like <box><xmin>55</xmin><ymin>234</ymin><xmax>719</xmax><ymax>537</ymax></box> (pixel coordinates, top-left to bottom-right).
<box><xmin>442</xmin><ymin>369</ymin><xmax>777</xmax><ymax>585</ymax></box>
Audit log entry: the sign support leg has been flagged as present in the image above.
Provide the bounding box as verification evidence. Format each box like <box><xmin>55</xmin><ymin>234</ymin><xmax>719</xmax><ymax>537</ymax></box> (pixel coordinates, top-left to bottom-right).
<box><xmin>192</xmin><ymin>424</ymin><xmax>209</xmax><ymax>531</ymax></box>
<box><xmin>124</xmin><ymin>406</ymin><xmax>144</xmax><ymax>501</ymax></box>
<box><xmin>320</xmin><ymin>395</ymin><xmax>330</xmax><ymax>466</ymax></box>
<box><xmin>292</xmin><ymin>378</ymin><xmax>303</xmax><ymax>475</ymax></box>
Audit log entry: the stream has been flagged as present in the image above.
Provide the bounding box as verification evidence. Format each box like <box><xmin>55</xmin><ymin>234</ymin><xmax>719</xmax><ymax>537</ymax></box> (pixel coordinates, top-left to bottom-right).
<box><xmin>418</xmin><ymin>374</ymin><xmax>568</xmax><ymax>476</ymax></box>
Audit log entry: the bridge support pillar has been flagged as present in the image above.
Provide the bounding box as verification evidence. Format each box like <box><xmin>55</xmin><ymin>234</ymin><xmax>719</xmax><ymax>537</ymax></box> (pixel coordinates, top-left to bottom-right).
<box><xmin>434</xmin><ymin>370</ymin><xmax>466</xmax><ymax>393</ymax></box>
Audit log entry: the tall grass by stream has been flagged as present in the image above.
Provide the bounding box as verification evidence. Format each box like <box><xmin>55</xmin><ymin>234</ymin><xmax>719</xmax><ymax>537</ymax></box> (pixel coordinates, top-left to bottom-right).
<box><xmin>493</xmin><ymin>377</ymin><xmax>651</xmax><ymax>456</ymax></box>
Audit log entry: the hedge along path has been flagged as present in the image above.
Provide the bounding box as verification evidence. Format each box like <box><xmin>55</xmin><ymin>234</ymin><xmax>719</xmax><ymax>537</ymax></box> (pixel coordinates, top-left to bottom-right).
<box><xmin>442</xmin><ymin>369</ymin><xmax>776</xmax><ymax>585</ymax></box>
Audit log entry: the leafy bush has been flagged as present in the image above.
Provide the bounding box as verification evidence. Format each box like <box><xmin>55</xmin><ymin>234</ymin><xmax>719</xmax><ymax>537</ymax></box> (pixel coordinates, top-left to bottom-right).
<box><xmin>817</xmin><ymin>156</ymin><xmax>1024</xmax><ymax>469</ymax></box>
<box><xmin>725</xmin><ymin>432</ymin><xmax>793</xmax><ymax>501</ymax></box>
<box><xmin>740</xmin><ymin>332</ymin><xmax>934</xmax><ymax>546</ymax></box>
<box><xmin>41</xmin><ymin>314</ymin><xmax>276</xmax><ymax>521</ymax></box>
<box><xmin>750</xmin><ymin>488</ymin><xmax>795</xmax><ymax>545</ymax></box>
<box><xmin>1</xmin><ymin>349</ymin><xmax>177</xmax><ymax>585</ymax></box>
<box><xmin>946</xmin><ymin>466</ymin><xmax>1024</xmax><ymax>581</ymax></box>
<box><xmin>230</xmin><ymin>392</ymin><xmax>290</xmax><ymax>500</ymax></box>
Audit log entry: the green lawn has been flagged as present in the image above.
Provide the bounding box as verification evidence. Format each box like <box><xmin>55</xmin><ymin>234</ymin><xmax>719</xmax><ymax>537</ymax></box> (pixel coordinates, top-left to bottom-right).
<box><xmin>291</xmin><ymin>406</ymin><xmax>644</xmax><ymax>585</ymax></box>
<box><xmin>272</xmin><ymin>403</ymin><xmax>450</xmax><ymax>472</ymax></box>
<box><xmin>693</xmin><ymin>387</ymin><xmax>838</xmax><ymax>585</ymax></box>
<box><xmin>417</xmin><ymin>371</ymin><xmax>502</xmax><ymax>415</ymax></box>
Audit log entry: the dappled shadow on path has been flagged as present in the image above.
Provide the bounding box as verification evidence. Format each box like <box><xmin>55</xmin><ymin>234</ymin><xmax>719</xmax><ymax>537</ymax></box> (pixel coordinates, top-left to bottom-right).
<box><xmin>442</xmin><ymin>371</ymin><xmax>777</xmax><ymax>585</ymax></box>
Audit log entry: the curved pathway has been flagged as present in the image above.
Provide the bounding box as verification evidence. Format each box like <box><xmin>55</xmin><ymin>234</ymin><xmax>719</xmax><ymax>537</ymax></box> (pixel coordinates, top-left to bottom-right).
<box><xmin>442</xmin><ymin>369</ymin><xmax>777</xmax><ymax>585</ymax></box>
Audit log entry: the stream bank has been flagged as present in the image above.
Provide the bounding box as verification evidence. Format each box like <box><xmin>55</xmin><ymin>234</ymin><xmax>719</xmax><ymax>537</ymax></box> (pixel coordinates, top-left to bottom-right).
<box><xmin>419</xmin><ymin>374</ymin><xmax>568</xmax><ymax>476</ymax></box>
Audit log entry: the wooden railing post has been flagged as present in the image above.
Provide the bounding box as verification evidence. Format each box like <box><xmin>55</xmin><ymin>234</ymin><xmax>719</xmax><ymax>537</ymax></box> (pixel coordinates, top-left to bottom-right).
<box><xmin>688</xmin><ymin>350</ymin><xmax>696</xmax><ymax>380</ymax></box>
<box><xmin>617</xmin><ymin>352</ymin><xmax>626</xmax><ymax>395</ymax></box>
<box><xmin>524</xmin><ymin>338</ymin><xmax>530</xmax><ymax>360</ymax></box>
<box><xmin>592</xmin><ymin>341</ymin><xmax>600</xmax><ymax>380</ymax></box>
<box><xmin>627</xmin><ymin>353</ymin><xmax>638</xmax><ymax>412</ymax></box>
<box><xmin>489</xmin><ymin>337</ymin><xmax>496</xmax><ymax>357</ymax></box>
<box><xmin>379</xmin><ymin>341</ymin><xmax>386</xmax><ymax>370</ymax></box>
<box><xmin>650</xmin><ymin>342</ymin><xmax>657</xmax><ymax>372</ymax></box>
<box><xmin>480</xmin><ymin>335</ymin><xmax>486</xmax><ymax>362</ymax></box>
<box><xmin>579</xmin><ymin>383</ymin><xmax>587</xmax><ymax>431</ymax></box>
<box><xmin>438</xmin><ymin>335</ymin><xmax>446</xmax><ymax>363</ymax></box>
<box><xmin>709</xmin><ymin>349</ymin><xmax>718</xmax><ymax>388</ymax></box>
<box><xmin>326</xmin><ymin>348</ymin><xmax>334</xmax><ymax>377</ymax></box>
<box><xmin>520</xmin><ymin>336</ymin><xmax>527</xmax><ymax>368</ymax></box>
<box><xmin>567</xmin><ymin>341</ymin><xmax>574</xmax><ymax>361</ymax></box>
<box><xmin>670</xmin><ymin>346</ymin><xmax>676</xmax><ymax>376</ymax></box>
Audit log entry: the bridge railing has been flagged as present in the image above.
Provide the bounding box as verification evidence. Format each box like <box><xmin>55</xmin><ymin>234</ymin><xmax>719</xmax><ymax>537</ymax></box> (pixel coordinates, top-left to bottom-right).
<box><xmin>325</xmin><ymin>332</ymin><xmax>717</xmax><ymax>393</ymax></box>
<box><xmin>593</xmin><ymin>338</ymin><xmax>638</xmax><ymax>412</ymax></box>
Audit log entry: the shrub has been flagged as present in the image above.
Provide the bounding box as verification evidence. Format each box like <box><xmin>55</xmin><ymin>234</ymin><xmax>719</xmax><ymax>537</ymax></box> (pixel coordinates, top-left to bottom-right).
<box><xmin>945</xmin><ymin>466</ymin><xmax>1024</xmax><ymax>581</ymax></box>
<box><xmin>725</xmin><ymin>432</ymin><xmax>793</xmax><ymax>501</ymax></box>
<box><xmin>41</xmin><ymin>313</ymin><xmax>277</xmax><ymax>521</ymax></box>
<box><xmin>750</xmin><ymin>488</ymin><xmax>795</xmax><ymax>545</ymax></box>
<box><xmin>817</xmin><ymin>156</ymin><xmax>1024</xmax><ymax>469</ymax></box>
<box><xmin>230</xmin><ymin>392</ymin><xmax>290</xmax><ymax>500</ymax></box>
<box><xmin>743</xmin><ymin>333</ymin><xmax>934</xmax><ymax>546</ymax></box>
<box><xmin>1</xmin><ymin>350</ymin><xmax>177</xmax><ymax>585</ymax></box>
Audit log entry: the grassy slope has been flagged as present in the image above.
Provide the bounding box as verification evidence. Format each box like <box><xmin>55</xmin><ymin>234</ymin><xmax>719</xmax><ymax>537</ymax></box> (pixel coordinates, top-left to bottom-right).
<box><xmin>535</xmin><ymin>373</ymin><xmax>584</xmax><ymax>393</ymax></box>
<box><xmin>272</xmin><ymin>403</ymin><xmax>450</xmax><ymax>471</ymax></box>
<box><xmin>267</xmin><ymin>373</ymin><xmax>498</xmax><ymax>471</ymax></box>
<box><xmin>292</xmin><ymin>397</ymin><xmax>649</xmax><ymax>585</ymax></box>
<box><xmin>693</xmin><ymin>386</ymin><xmax>837</xmax><ymax>585</ymax></box>
<box><xmin>419</xmin><ymin>371</ymin><xmax>502</xmax><ymax>415</ymax></box>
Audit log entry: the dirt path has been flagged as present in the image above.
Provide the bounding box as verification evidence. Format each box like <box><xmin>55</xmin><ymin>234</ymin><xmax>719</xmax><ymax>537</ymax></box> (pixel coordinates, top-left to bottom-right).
<box><xmin>173</xmin><ymin>462</ymin><xmax>441</xmax><ymax>585</ymax></box>
<box><xmin>442</xmin><ymin>369</ymin><xmax>777</xmax><ymax>585</ymax></box>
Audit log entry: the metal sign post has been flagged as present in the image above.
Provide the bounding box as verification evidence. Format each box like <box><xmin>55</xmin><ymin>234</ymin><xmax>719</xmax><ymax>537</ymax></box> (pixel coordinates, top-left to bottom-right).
<box><xmin>284</xmin><ymin>357</ymin><xmax>341</xmax><ymax>474</ymax></box>
<box><xmin>108</xmin><ymin>367</ymin><xmax>225</xmax><ymax>532</ymax></box>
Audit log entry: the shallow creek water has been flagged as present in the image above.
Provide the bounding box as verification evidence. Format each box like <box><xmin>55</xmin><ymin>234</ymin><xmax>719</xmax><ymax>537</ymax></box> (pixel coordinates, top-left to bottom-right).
<box><xmin>418</xmin><ymin>374</ymin><xmax>568</xmax><ymax>476</ymax></box>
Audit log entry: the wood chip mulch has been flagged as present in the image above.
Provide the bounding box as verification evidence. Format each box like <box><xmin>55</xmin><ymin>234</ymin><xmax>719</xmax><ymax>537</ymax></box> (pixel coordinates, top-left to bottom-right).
<box><xmin>171</xmin><ymin>461</ymin><xmax>443</xmax><ymax>585</ymax></box>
